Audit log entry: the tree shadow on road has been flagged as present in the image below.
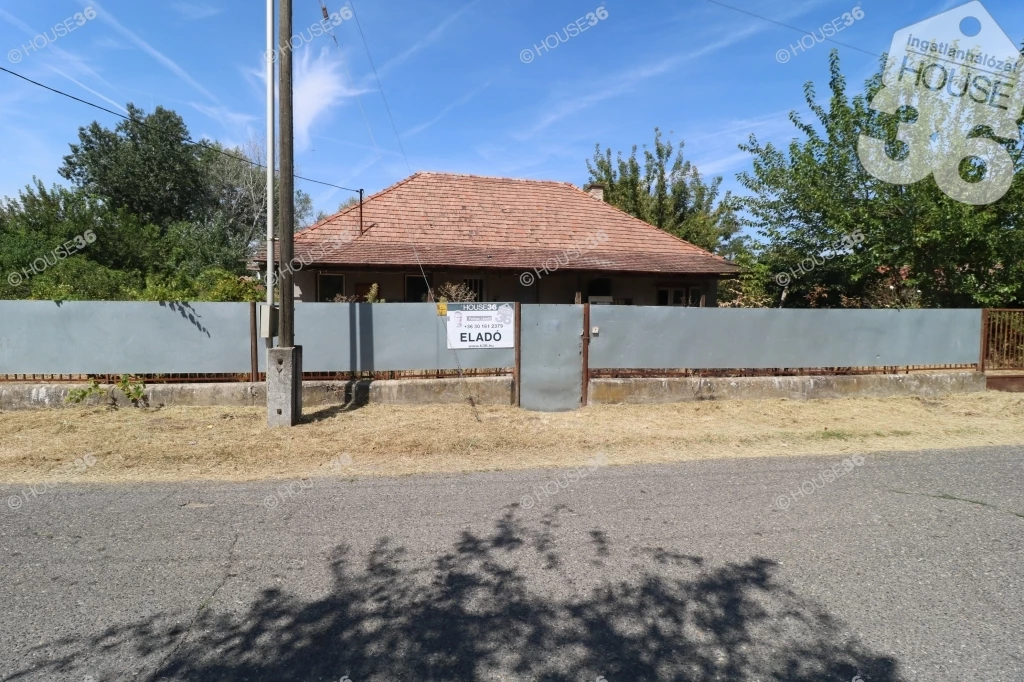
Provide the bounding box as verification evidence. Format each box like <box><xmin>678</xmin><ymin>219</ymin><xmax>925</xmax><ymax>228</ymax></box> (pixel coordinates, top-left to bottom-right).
<box><xmin>15</xmin><ymin>507</ymin><xmax>902</xmax><ymax>682</ymax></box>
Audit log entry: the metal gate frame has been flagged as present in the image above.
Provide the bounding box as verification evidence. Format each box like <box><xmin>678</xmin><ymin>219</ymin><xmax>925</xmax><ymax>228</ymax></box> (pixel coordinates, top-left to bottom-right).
<box><xmin>514</xmin><ymin>303</ymin><xmax>585</xmax><ymax>412</ymax></box>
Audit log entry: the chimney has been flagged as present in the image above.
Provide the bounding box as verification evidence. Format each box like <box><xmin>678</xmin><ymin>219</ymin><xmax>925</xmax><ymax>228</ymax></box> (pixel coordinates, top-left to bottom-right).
<box><xmin>584</xmin><ymin>183</ymin><xmax>605</xmax><ymax>202</ymax></box>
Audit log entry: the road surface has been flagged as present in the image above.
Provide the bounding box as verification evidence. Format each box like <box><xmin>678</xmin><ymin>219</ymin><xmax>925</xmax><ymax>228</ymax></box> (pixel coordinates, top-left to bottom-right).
<box><xmin>1</xmin><ymin>445</ymin><xmax>1022</xmax><ymax>681</ymax></box>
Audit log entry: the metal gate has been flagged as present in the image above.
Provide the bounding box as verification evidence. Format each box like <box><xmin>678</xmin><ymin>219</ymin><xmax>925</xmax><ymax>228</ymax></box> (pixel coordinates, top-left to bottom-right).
<box><xmin>518</xmin><ymin>304</ymin><xmax>583</xmax><ymax>411</ymax></box>
<box><xmin>982</xmin><ymin>309</ymin><xmax>1024</xmax><ymax>372</ymax></box>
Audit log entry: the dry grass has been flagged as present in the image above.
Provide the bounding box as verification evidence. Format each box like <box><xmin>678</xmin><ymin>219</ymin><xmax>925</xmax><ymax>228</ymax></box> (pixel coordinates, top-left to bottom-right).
<box><xmin>1</xmin><ymin>393</ymin><xmax>1023</xmax><ymax>484</ymax></box>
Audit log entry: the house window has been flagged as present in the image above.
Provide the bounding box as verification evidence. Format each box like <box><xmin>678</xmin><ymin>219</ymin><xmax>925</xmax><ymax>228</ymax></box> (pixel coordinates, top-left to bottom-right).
<box><xmin>354</xmin><ymin>282</ymin><xmax>374</xmax><ymax>300</ymax></box>
<box><xmin>405</xmin><ymin>274</ymin><xmax>431</xmax><ymax>302</ymax></box>
<box><xmin>464</xmin><ymin>278</ymin><xmax>485</xmax><ymax>301</ymax></box>
<box><xmin>657</xmin><ymin>286</ymin><xmax>704</xmax><ymax>307</ymax></box>
<box><xmin>318</xmin><ymin>274</ymin><xmax>345</xmax><ymax>302</ymax></box>
<box><xmin>587</xmin><ymin>278</ymin><xmax>612</xmax><ymax>297</ymax></box>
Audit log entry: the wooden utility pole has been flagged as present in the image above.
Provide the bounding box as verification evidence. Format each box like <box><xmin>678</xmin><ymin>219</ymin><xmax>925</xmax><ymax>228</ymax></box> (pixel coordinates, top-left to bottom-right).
<box><xmin>278</xmin><ymin>0</ymin><xmax>294</xmax><ymax>347</ymax></box>
<box><xmin>267</xmin><ymin>0</ymin><xmax>302</xmax><ymax>427</ymax></box>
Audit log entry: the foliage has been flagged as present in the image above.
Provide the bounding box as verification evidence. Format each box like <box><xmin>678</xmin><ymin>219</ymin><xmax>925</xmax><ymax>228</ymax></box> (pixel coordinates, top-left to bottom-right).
<box><xmin>59</xmin><ymin>104</ymin><xmax>208</xmax><ymax>230</ymax></box>
<box><xmin>587</xmin><ymin>128</ymin><xmax>742</xmax><ymax>255</ymax></box>
<box><xmin>135</xmin><ymin>269</ymin><xmax>266</xmax><ymax>303</ymax></box>
<box><xmin>66</xmin><ymin>379</ymin><xmax>104</xmax><ymax>404</ymax></box>
<box><xmin>2</xmin><ymin>105</ymin><xmax>320</xmax><ymax>302</ymax></box>
<box><xmin>114</xmin><ymin>374</ymin><xmax>147</xmax><ymax>407</ymax></box>
<box><xmin>65</xmin><ymin>375</ymin><xmax>147</xmax><ymax>408</ymax></box>
<box><xmin>433</xmin><ymin>281</ymin><xmax>478</xmax><ymax>303</ymax></box>
<box><xmin>737</xmin><ymin>50</ymin><xmax>1024</xmax><ymax>308</ymax></box>
<box><xmin>333</xmin><ymin>283</ymin><xmax>386</xmax><ymax>303</ymax></box>
<box><xmin>716</xmin><ymin>247</ymin><xmax>774</xmax><ymax>308</ymax></box>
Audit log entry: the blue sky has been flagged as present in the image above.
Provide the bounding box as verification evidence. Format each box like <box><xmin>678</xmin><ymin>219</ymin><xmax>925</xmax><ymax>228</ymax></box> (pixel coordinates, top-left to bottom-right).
<box><xmin>2</xmin><ymin>0</ymin><xmax>1023</xmax><ymax>216</ymax></box>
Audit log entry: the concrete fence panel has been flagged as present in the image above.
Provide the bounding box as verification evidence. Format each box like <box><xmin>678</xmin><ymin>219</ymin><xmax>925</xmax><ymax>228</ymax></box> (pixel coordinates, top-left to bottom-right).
<box><xmin>589</xmin><ymin>307</ymin><xmax>982</xmax><ymax>369</ymax></box>
<box><xmin>262</xmin><ymin>303</ymin><xmax>516</xmax><ymax>373</ymax></box>
<box><xmin>0</xmin><ymin>300</ymin><xmax>251</xmax><ymax>374</ymax></box>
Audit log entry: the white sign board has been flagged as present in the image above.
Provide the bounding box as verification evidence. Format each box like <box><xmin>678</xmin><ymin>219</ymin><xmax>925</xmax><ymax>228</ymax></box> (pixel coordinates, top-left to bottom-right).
<box><xmin>445</xmin><ymin>303</ymin><xmax>515</xmax><ymax>349</ymax></box>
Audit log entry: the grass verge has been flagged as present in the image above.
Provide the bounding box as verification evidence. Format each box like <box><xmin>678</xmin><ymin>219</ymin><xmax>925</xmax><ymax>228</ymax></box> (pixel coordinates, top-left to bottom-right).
<box><xmin>1</xmin><ymin>392</ymin><xmax>1022</xmax><ymax>483</ymax></box>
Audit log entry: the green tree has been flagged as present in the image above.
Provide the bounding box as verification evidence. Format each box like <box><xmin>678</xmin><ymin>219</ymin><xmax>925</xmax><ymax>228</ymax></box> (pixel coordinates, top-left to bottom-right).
<box><xmin>586</xmin><ymin>128</ymin><xmax>741</xmax><ymax>254</ymax></box>
<box><xmin>738</xmin><ymin>50</ymin><xmax>1024</xmax><ymax>308</ymax></box>
<box><xmin>59</xmin><ymin>104</ymin><xmax>208</xmax><ymax>230</ymax></box>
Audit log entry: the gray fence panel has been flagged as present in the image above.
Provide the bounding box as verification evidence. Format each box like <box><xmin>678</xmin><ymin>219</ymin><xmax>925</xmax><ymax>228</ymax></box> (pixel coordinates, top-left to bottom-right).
<box><xmin>258</xmin><ymin>303</ymin><xmax>515</xmax><ymax>372</ymax></box>
<box><xmin>590</xmin><ymin>308</ymin><xmax>982</xmax><ymax>369</ymax></box>
<box><xmin>520</xmin><ymin>304</ymin><xmax>583</xmax><ymax>412</ymax></box>
<box><xmin>0</xmin><ymin>301</ymin><xmax>251</xmax><ymax>374</ymax></box>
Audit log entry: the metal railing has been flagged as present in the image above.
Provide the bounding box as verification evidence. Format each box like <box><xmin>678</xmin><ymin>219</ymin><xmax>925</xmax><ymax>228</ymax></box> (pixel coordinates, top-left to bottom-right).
<box><xmin>982</xmin><ymin>309</ymin><xmax>1024</xmax><ymax>372</ymax></box>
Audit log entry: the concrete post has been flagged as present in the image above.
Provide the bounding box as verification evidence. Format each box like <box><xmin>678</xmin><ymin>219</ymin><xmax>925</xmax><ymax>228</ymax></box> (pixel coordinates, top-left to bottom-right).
<box><xmin>268</xmin><ymin>346</ymin><xmax>302</xmax><ymax>427</ymax></box>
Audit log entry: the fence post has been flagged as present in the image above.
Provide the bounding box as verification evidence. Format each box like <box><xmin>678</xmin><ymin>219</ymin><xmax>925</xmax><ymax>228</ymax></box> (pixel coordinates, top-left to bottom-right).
<box><xmin>514</xmin><ymin>302</ymin><xmax>522</xmax><ymax>407</ymax></box>
<box><xmin>250</xmin><ymin>302</ymin><xmax>259</xmax><ymax>382</ymax></box>
<box><xmin>581</xmin><ymin>302</ymin><xmax>590</xmax><ymax>407</ymax></box>
<box><xmin>978</xmin><ymin>308</ymin><xmax>988</xmax><ymax>374</ymax></box>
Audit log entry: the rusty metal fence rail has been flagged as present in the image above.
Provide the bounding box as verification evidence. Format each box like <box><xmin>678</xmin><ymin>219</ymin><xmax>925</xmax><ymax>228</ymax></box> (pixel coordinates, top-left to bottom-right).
<box><xmin>981</xmin><ymin>309</ymin><xmax>1024</xmax><ymax>372</ymax></box>
<box><xmin>0</xmin><ymin>369</ymin><xmax>512</xmax><ymax>384</ymax></box>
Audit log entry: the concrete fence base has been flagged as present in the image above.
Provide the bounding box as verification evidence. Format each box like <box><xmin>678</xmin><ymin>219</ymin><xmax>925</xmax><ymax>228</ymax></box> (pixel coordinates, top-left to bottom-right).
<box><xmin>0</xmin><ymin>372</ymin><xmax>987</xmax><ymax>411</ymax></box>
<box><xmin>587</xmin><ymin>371</ymin><xmax>987</xmax><ymax>404</ymax></box>
<box><xmin>0</xmin><ymin>377</ymin><xmax>514</xmax><ymax>411</ymax></box>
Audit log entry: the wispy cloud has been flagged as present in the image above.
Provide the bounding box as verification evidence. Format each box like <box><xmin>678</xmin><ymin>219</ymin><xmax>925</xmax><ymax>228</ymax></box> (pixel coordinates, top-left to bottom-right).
<box><xmin>375</xmin><ymin>0</ymin><xmax>478</xmax><ymax>78</ymax></box>
<box><xmin>82</xmin><ymin>0</ymin><xmax>219</xmax><ymax>102</ymax></box>
<box><xmin>311</xmin><ymin>134</ymin><xmax>404</xmax><ymax>157</ymax></box>
<box><xmin>294</xmin><ymin>47</ymin><xmax>366</xmax><ymax>151</ymax></box>
<box><xmin>686</xmin><ymin>110</ymin><xmax>796</xmax><ymax>176</ymax></box>
<box><xmin>0</xmin><ymin>8</ymin><xmax>122</xmax><ymax>94</ymax></box>
<box><xmin>47</xmin><ymin>67</ymin><xmax>128</xmax><ymax>114</ymax></box>
<box><xmin>515</xmin><ymin>55</ymin><xmax>683</xmax><ymax>140</ymax></box>
<box><xmin>515</xmin><ymin>0</ymin><xmax>825</xmax><ymax>140</ymax></box>
<box><xmin>190</xmin><ymin>103</ymin><xmax>257</xmax><ymax>134</ymax></box>
<box><xmin>403</xmin><ymin>81</ymin><xmax>491</xmax><ymax>138</ymax></box>
<box><xmin>171</xmin><ymin>2</ymin><xmax>223</xmax><ymax>21</ymax></box>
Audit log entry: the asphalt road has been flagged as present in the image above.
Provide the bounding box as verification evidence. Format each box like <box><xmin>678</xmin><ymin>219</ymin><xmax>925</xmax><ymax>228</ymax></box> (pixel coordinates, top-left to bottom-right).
<box><xmin>1</xmin><ymin>445</ymin><xmax>1022</xmax><ymax>682</ymax></box>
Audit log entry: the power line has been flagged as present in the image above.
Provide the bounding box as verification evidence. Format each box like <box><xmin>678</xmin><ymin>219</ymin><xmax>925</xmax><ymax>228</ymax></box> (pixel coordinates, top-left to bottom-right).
<box><xmin>347</xmin><ymin>1</ymin><xmax>413</xmax><ymax>174</ymax></box>
<box><xmin>699</xmin><ymin>0</ymin><xmax>880</xmax><ymax>59</ymax></box>
<box><xmin>0</xmin><ymin>65</ymin><xmax>363</xmax><ymax>194</ymax></box>
<box><xmin>339</xmin><ymin>1</ymin><xmax>481</xmax><ymax>418</ymax></box>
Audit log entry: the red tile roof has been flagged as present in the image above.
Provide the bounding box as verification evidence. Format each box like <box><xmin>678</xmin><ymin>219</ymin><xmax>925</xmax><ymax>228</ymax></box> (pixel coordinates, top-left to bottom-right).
<box><xmin>271</xmin><ymin>172</ymin><xmax>739</xmax><ymax>276</ymax></box>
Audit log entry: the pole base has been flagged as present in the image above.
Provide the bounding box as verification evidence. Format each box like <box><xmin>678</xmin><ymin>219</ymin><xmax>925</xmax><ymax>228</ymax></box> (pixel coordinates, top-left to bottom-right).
<box><xmin>267</xmin><ymin>346</ymin><xmax>303</xmax><ymax>427</ymax></box>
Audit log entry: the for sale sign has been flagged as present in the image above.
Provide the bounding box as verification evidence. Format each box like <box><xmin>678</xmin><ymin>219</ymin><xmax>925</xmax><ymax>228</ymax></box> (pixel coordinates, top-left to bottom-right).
<box><xmin>445</xmin><ymin>303</ymin><xmax>515</xmax><ymax>349</ymax></box>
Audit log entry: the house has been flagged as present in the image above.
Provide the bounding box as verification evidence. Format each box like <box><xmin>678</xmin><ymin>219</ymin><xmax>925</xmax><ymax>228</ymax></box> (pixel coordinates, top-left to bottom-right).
<box><xmin>257</xmin><ymin>172</ymin><xmax>739</xmax><ymax>305</ymax></box>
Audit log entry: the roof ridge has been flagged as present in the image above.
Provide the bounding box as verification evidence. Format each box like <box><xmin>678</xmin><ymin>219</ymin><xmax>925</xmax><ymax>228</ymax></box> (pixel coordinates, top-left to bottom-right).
<box><xmin>416</xmin><ymin>170</ymin><xmax>576</xmax><ymax>187</ymax></box>
<box><xmin>564</xmin><ymin>184</ymin><xmax>735</xmax><ymax>265</ymax></box>
<box><xmin>297</xmin><ymin>172</ymin><xmax>425</xmax><ymax>241</ymax></box>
